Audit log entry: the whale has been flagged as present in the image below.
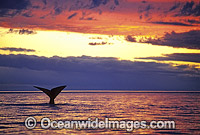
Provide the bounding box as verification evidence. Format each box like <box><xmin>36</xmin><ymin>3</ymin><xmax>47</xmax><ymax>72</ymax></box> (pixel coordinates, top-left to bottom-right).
<box><xmin>34</xmin><ymin>85</ymin><xmax>66</xmax><ymax>104</ymax></box>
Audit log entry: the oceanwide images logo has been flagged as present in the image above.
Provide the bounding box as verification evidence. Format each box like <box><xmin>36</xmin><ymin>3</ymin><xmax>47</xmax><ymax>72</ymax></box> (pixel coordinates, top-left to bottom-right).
<box><xmin>25</xmin><ymin>117</ymin><xmax>175</xmax><ymax>131</ymax></box>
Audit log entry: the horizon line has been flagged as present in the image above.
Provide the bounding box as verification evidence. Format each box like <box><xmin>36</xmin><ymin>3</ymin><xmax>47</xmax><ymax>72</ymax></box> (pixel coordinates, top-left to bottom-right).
<box><xmin>0</xmin><ymin>90</ymin><xmax>200</xmax><ymax>93</ymax></box>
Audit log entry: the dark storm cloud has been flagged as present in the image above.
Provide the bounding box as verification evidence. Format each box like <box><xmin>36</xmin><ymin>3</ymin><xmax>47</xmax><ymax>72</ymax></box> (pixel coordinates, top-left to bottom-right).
<box><xmin>0</xmin><ymin>47</ymin><xmax>35</xmax><ymax>52</ymax></box>
<box><xmin>0</xmin><ymin>0</ymin><xmax>31</xmax><ymax>17</ymax></box>
<box><xmin>136</xmin><ymin>53</ymin><xmax>200</xmax><ymax>63</ymax></box>
<box><xmin>139</xmin><ymin>30</ymin><xmax>200</xmax><ymax>49</ymax></box>
<box><xmin>7</xmin><ymin>28</ymin><xmax>37</xmax><ymax>35</ymax></box>
<box><xmin>0</xmin><ymin>54</ymin><xmax>199</xmax><ymax>90</ymax></box>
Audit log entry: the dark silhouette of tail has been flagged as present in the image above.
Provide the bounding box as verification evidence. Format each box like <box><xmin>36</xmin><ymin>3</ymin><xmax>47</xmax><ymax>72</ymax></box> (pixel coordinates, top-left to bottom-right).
<box><xmin>34</xmin><ymin>85</ymin><xmax>66</xmax><ymax>104</ymax></box>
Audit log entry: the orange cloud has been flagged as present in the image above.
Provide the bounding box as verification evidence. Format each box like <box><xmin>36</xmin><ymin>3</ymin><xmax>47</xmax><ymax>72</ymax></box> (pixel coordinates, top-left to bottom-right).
<box><xmin>0</xmin><ymin>0</ymin><xmax>199</xmax><ymax>36</ymax></box>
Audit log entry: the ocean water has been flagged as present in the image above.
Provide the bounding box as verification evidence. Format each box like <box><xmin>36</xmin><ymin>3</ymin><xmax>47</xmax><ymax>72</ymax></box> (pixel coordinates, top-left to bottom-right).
<box><xmin>0</xmin><ymin>92</ymin><xmax>199</xmax><ymax>135</ymax></box>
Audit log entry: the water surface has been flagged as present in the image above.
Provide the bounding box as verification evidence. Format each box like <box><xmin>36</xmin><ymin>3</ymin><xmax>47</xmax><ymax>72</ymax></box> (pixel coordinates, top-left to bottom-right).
<box><xmin>0</xmin><ymin>92</ymin><xmax>199</xmax><ymax>134</ymax></box>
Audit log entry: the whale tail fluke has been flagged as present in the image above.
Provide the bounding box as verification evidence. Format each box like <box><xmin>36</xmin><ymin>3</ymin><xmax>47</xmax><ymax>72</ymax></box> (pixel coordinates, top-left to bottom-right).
<box><xmin>34</xmin><ymin>85</ymin><xmax>66</xmax><ymax>104</ymax></box>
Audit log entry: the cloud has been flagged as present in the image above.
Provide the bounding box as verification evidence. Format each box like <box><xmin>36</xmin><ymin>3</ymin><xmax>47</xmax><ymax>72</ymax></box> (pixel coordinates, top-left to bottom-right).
<box><xmin>80</xmin><ymin>17</ymin><xmax>96</xmax><ymax>21</ymax></box>
<box><xmin>89</xmin><ymin>41</ymin><xmax>109</xmax><ymax>45</ymax></box>
<box><xmin>89</xmin><ymin>0</ymin><xmax>110</xmax><ymax>9</ymax></box>
<box><xmin>167</xmin><ymin>1</ymin><xmax>200</xmax><ymax>17</ymax></box>
<box><xmin>0</xmin><ymin>0</ymin><xmax>200</xmax><ymax>36</ymax></box>
<box><xmin>136</xmin><ymin>53</ymin><xmax>200</xmax><ymax>63</ymax></box>
<box><xmin>169</xmin><ymin>2</ymin><xmax>180</xmax><ymax>12</ymax></box>
<box><xmin>0</xmin><ymin>47</ymin><xmax>35</xmax><ymax>52</ymax></box>
<box><xmin>89</xmin><ymin>37</ymin><xmax>103</xmax><ymax>39</ymax></box>
<box><xmin>0</xmin><ymin>0</ymin><xmax>31</xmax><ymax>17</ymax></box>
<box><xmin>0</xmin><ymin>0</ymin><xmax>31</xmax><ymax>10</ymax></box>
<box><xmin>151</xmin><ymin>21</ymin><xmax>193</xmax><ymax>26</ymax></box>
<box><xmin>187</xmin><ymin>19</ymin><xmax>200</xmax><ymax>24</ymax></box>
<box><xmin>138</xmin><ymin>1</ymin><xmax>200</xmax><ymax>26</ymax></box>
<box><xmin>0</xmin><ymin>0</ymin><xmax>119</xmax><ymax>19</ymax></box>
<box><xmin>0</xmin><ymin>0</ymin><xmax>199</xmax><ymax>35</ymax></box>
<box><xmin>42</xmin><ymin>0</ymin><xmax>47</xmax><ymax>5</ymax></box>
<box><xmin>79</xmin><ymin>17</ymin><xmax>96</xmax><ymax>21</ymax></box>
<box><xmin>175</xmin><ymin>1</ymin><xmax>200</xmax><ymax>16</ymax></box>
<box><xmin>79</xmin><ymin>11</ymin><xmax>97</xmax><ymax>21</ymax></box>
<box><xmin>22</xmin><ymin>11</ymin><xmax>33</xmax><ymax>17</ymax></box>
<box><xmin>114</xmin><ymin>0</ymin><xmax>119</xmax><ymax>6</ymax></box>
<box><xmin>138</xmin><ymin>3</ymin><xmax>155</xmax><ymax>20</ymax></box>
<box><xmin>0</xmin><ymin>54</ymin><xmax>199</xmax><ymax>90</ymax></box>
<box><xmin>68</xmin><ymin>0</ymin><xmax>119</xmax><ymax>11</ymax></box>
<box><xmin>125</xmin><ymin>35</ymin><xmax>137</xmax><ymax>42</ymax></box>
<box><xmin>139</xmin><ymin>30</ymin><xmax>200</xmax><ymax>49</ymax></box>
<box><xmin>67</xmin><ymin>13</ymin><xmax>78</xmax><ymax>19</ymax></box>
<box><xmin>7</xmin><ymin>28</ymin><xmax>37</xmax><ymax>35</ymax></box>
<box><xmin>54</xmin><ymin>7</ymin><xmax>63</xmax><ymax>16</ymax></box>
<box><xmin>138</xmin><ymin>4</ymin><xmax>154</xmax><ymax>13</ymax></box>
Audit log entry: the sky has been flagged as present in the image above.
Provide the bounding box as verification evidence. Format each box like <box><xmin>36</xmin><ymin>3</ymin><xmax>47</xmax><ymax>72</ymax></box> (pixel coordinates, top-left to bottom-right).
<box><xmin>0</xmin><ymin>0</ymin><xmax>200</xmax><ymax>91</ymax></box>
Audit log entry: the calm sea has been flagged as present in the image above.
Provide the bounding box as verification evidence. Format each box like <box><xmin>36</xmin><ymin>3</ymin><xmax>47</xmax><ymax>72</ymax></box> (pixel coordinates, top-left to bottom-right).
<box><xmin>0</xmin><ymin>92</ymin><xmax>199</xmax><ymax>135</ymax></box>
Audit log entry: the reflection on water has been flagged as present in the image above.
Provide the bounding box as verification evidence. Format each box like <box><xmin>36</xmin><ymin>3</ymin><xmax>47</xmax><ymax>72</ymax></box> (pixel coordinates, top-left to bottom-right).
<box><xmin>0</xmin><ymin>92</ymin><xmax>199</xmax><ymax>134</ymax></box>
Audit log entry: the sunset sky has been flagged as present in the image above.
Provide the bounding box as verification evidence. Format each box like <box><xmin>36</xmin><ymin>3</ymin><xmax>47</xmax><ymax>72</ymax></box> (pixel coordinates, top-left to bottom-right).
<box><xmin>0</xmin><ymin>0</ymin><xmax>200</xmax><ymax>90</ymax></box>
